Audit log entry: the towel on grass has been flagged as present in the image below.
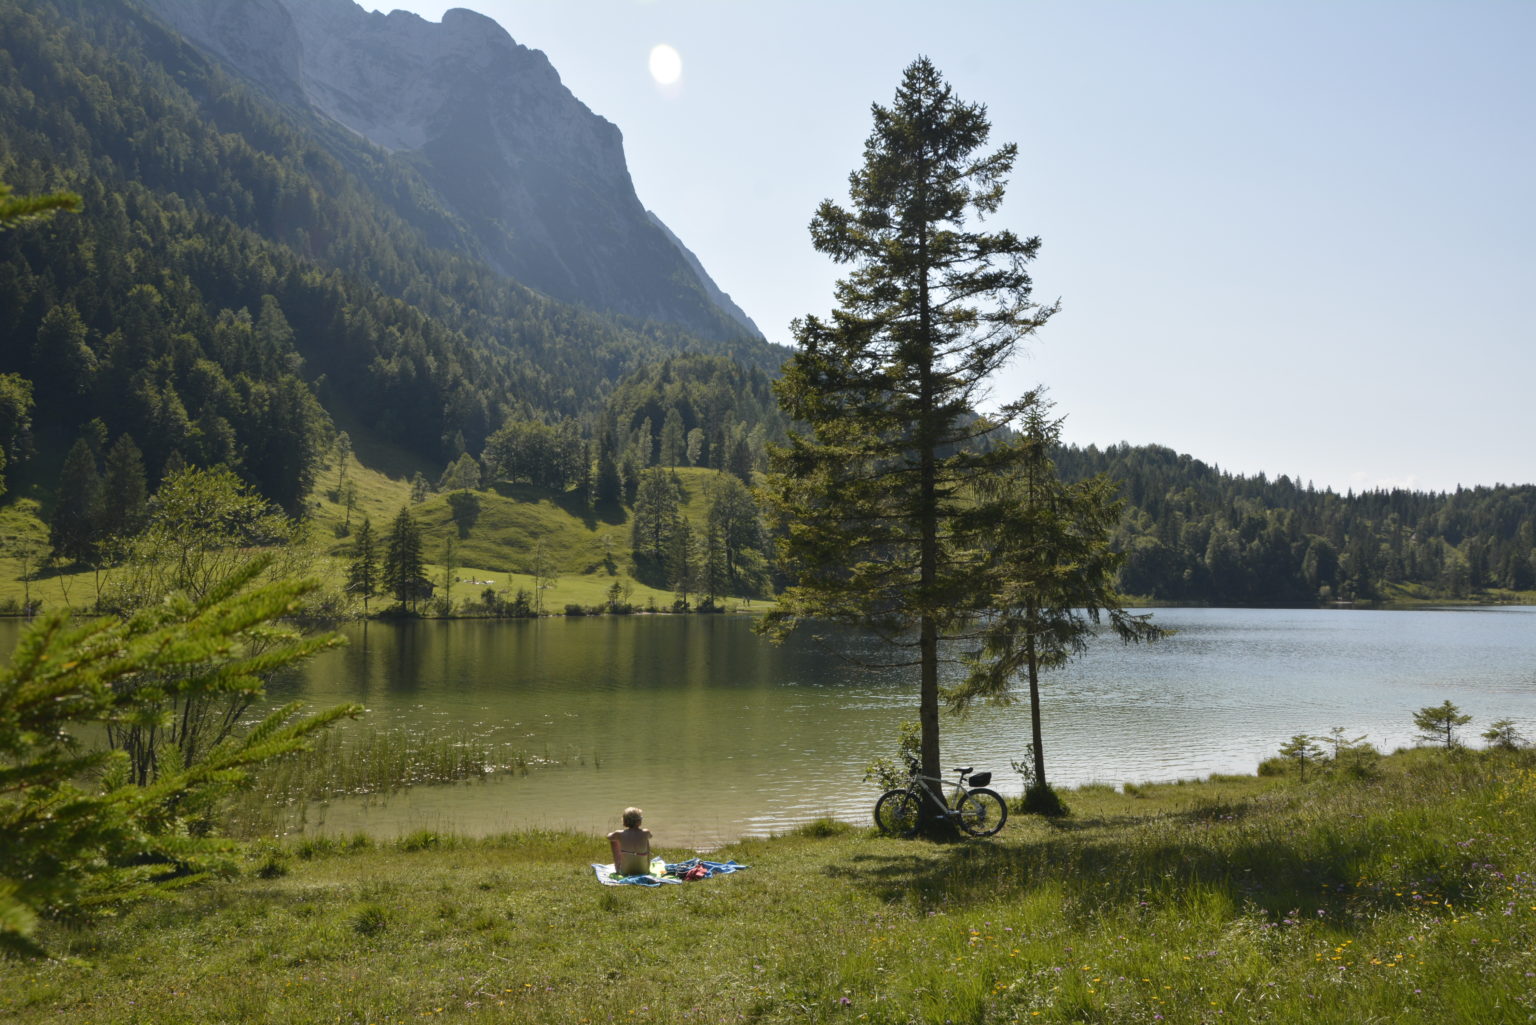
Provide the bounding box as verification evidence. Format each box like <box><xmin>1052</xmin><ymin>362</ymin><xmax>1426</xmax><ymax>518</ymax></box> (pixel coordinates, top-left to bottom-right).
<box><xmin>666</xmin><ymin>858</ymin><xmax>747</xmax><ymax>880</ymax></box>
<box><xmin>591</xmin><ymin>857</ymin><xmax>680</xmax><ymax>886</ymax></box>
<box><xmin>591</xmin><ymin>856</ymin><xmax>748</xmax><ymax>886</ymax></box>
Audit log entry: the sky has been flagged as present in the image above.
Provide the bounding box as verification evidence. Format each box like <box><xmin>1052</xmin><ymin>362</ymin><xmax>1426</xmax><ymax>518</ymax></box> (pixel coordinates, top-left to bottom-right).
<box><xmin>375</xmin><ymin>1</ymin><xmax>1534</xmax><ymax>494</ymax></box>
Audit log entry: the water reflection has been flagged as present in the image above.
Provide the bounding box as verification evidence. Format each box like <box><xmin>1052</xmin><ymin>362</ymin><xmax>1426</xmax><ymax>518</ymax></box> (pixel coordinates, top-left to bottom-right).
<box><xmin>4</xmin><ymin>606</ymin><xmax>1533</xmax><ymax>847</ymax></box>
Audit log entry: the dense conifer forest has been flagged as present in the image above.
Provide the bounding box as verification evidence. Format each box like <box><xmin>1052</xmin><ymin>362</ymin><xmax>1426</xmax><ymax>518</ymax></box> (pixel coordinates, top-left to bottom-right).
<box><xmin>1058</xmin><ymin>443</ymin><xmax>1536</xmax><ymax>604</ymax></box>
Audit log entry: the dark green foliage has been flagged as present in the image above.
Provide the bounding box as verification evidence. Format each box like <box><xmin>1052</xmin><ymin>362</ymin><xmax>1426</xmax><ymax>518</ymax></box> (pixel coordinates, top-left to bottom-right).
<box><xmin>1482</xmin><ymin>718</ymin><xmax>1525</xmax><ymax>750</ymax></box>
<box><xmin>0</xmin><ymin>372</ymin><xmax>33</xmax><ymax>500</ymax></box>
<box><xmin>482</xmin><ymin>418</ymin><xmax>583</xmax><ymax>491</ymax></box>
<box><xmin>630</xmin><ymin>466</ymin><xmax>681</xmax><ymax>578</ymax></box>
<box><xmin>1277</xmin><ymin>734</ymin><xmax>1326</xmax><ymax>780</ymax></box>
<box><xmin>1019</xmin><ymin>783</ymin><xmax>1070</xmax><ymax>818</ymax></box>
<box><xmin>49</xmin><ymin>436</ymin><xmax>100</xmax><ymax>562</ymax></box>
<box><xmin>705</xmin><ymin>472</ymin><xmax>768</xmax><ymax>596</ymax></box>
<box><xmin>593</xmin><ymin>431</ymin><xmax>622</xmax><ymax>507</ymax></box>
<box><xmin>1414</xmin><ymin>700</ymin><xmax>1473</xmax><ymax>748</ymax></box>
<box><xmin>949</xmin><ymin>407</ymin><xmax>1163</xmax><ymax>794</ymax></box>
<box><xmin>382</xmin><ymin>506</ymin><xmax>428</xmax><ymax>609</ymax></box>
<box><xmin>345</xmin><ymin>517</ymin><xmax>379</xmax><ymax>613</ymax></box>
<box><xmin>764</xmin><ymin>59</ymin><xmax>1056</xmax><ymax>834</ymax></box>
<box><xmin>0</xmin><ymin>561</ymin><xmax>356</xmax><ymax>956</ymax></box>
<box><xmin>1058</xmin><ymin>443</ymin><xmax>1536</xmax><ymax>604</ymax></box>
<box><xmin>666</xmin><ymin>515</ymin><xmax>697</xmax><ymax>608</ymax></box>
<box><xmin>99</xmin><ymin>433</ymin><xmax>149</xmax><ymax>540</ymax></box>
<box><xmin>604</xmin><ymin>354</ymin><xmax>785</xmax><ymax>475</ymax></box>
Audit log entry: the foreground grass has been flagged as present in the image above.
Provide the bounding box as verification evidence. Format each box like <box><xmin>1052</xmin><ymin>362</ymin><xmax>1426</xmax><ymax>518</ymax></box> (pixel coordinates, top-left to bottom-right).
<box><xmin>6</xmin><ymin>749</ymin><xmax>1536</xmax><ymax>1023</ymax></box>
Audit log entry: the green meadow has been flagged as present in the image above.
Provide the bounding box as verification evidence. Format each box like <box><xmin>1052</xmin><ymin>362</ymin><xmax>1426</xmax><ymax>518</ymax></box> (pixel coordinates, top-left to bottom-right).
<box><xmin>6</xmin><ymin>747</ymin><xmax>1535</xmax><ymax>1024</ymax></box>
<box><xmin>0</xmin><ymin>458</ymin><xmax>744</xmax><ymax>615</ymax></box>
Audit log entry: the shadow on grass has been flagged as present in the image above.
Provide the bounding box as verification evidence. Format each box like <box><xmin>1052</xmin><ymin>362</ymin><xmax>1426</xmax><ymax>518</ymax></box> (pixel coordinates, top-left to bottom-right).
<box><xmin>828</xmin><ymin>786</ymin><xmax>1477</xmax><ymax>930</ymax></box>
<box><xmin>487</xmin><ymin>482</ymin><xmax>625</xmax><ymax>531</ymax></box>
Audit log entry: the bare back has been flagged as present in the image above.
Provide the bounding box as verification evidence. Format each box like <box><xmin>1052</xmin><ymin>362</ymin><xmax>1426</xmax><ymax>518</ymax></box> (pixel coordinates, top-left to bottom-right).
<box><xmin>607</xmin><ymin>826</ymin><xmax>653</xmax><ymax>875</ymax></box>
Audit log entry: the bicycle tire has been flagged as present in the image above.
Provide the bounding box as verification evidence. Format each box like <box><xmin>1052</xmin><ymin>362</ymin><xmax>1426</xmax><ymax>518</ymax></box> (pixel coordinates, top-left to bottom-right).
<box><xmin>957</xmin><ymin>788</ymin><xmax>1008</xmax><ymax>837</ymax></box>
<box><xmin>873</xmin><ymin>789</ymin><xmax>921</xmax><ymax>838</ymax></box>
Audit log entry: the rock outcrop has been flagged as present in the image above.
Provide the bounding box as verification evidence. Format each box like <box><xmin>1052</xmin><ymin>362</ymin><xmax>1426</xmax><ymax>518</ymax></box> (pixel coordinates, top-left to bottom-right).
<box><xmin>139</xmin><ymin>0</ymin><xmax>761</xmax><ymax>341</ymax></box>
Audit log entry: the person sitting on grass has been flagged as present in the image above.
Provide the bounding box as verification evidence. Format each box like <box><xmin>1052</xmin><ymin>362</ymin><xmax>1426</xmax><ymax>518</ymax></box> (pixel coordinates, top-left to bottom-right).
<box><xmin>607</xmin><ymin>806</ymin><xmax>653</xmax><ymax>876</ymax></box>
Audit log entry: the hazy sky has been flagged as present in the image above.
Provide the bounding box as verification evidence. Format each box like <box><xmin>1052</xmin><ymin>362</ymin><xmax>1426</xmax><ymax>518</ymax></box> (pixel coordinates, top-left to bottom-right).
<box><xmin>377</xmin><ymin>1</ymin><xmax>1533</xmax><ymax>494</ymax></box>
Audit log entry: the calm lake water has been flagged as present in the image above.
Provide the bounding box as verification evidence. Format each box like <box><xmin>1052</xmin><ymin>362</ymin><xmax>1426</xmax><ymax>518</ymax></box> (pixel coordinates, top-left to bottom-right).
<box><xmin>6</xmin><ymin>606</ymin><xmax>1535</xmax><ymax>848</ymax></box>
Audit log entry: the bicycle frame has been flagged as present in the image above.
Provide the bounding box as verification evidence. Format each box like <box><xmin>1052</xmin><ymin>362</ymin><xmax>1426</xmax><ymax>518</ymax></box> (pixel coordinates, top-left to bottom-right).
<box><xmin>905</xmin><ymin>770</ymin><xmax>972</xmax><ymax>813</ymax></box>
<box><xmin>874</xmin><ymin>761</ymin><xmax>1008</xmax><ymax>838</ymax></box>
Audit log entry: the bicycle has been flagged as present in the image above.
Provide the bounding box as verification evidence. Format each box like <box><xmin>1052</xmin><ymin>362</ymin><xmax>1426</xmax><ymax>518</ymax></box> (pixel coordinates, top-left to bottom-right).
<box><xmin>873</xmin><ymin>759</ymin><xmax>1008</xmax><ymax>837</ymax></box>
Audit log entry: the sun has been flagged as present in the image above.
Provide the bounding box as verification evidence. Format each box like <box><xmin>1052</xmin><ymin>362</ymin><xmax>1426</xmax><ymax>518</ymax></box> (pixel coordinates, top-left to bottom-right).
<box><xmin>648</xmin><ymin>43</ymin><xmax>682</xmax><ymax>86</ymax></box>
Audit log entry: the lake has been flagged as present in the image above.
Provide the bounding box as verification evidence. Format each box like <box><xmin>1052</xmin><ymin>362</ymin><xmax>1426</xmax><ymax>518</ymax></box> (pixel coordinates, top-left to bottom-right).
<box><xmin>5</xmin><ymin>606</ymin><xmax>1534</xmax><ymax>848</ymax></box>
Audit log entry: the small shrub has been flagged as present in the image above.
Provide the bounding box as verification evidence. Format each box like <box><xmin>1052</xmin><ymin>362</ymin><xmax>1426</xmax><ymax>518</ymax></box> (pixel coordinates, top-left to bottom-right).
<box><xmin>351</xmin><ymin>903</ymin><xmax>388</xmax><ymax>936</ymax></box>
<box><xmin>564</xmin><ymin>603</ymin><xmax>587</xmax><ymax>616</ymax></box>
<box><xmin>1414</xmin><ymin>700</ymin><xmax>1472</xmax><ymax>747</ymax></box>
<box><xmin>790</xmin><ymin>817</ymin><xmax>852</xmax><ymax>839</ymax></box>
<box><xmin>1332</xmin><ymin>741</ymin><xmax>1382</xmax><ymax>780</ymax></box>
<box><xmin>249</xmin><ymin>840</ymin><xmax>289</xmax><ymax>879</ymax></box>
<box><xmin>295</xmin><ymin>837</ymin><xmax>333</xmax><ymax>860</ymax></box>
<box><xmin>1257</xmin><ymin>756</ymin><xmax>1289</xmax><ymax>777</ymax></box>
<box><xmin>1020</xmin><ymin>783</ymin><xmax>1070</xmax><ymax>817</ymax></box>
<box><xmin>1483</xmin><ymin>718</ymin><xmax>1526</xmax><ymax>750</ymax></box>
<box><xmin>863</xmin><ymin>721</ymin><xmax>921</xmax><ymax>790</ymax></box>
<box><xmin>399</xmin><ymin>829</ymin><xmax>441</xmax><ymax>852</ymax></box>
<box><xmin>1009</xmin><ymin>744</ymin><xmax>1039</xmax><ymax>792</ymax></box>
<box><xmin>1278</xmin><ymin>733</ymin><xmax>1327</xmax><ymax>780</ymax></box>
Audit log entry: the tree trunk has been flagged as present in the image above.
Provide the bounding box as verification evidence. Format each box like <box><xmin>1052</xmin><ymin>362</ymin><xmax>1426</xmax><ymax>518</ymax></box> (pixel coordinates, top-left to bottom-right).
<box><xmin>917</xmin><ymin>610</ymin><xmax>952</xmax><ymax>832</ymax></box>
<box><xmin>1027</xmin><ymin>625</ymin><xmax>1046</xmax><ymax>789</ymax></box>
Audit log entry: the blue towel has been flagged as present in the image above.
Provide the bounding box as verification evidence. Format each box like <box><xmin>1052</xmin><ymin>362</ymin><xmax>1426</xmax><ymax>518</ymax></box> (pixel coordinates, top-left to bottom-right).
<box><xmin>591</xmin><ymin>857</ymin><xmax>679</xmax><ymax>886</ymax></box>
<box><xmin>664</xmin><ymin>858</ymin><xmax>748</xmax><ymax>879</ymax></box>
<box><xmin>590</xmin><ymin>857</ymin><xmax>748</xmax><ymax>886</ymax></box>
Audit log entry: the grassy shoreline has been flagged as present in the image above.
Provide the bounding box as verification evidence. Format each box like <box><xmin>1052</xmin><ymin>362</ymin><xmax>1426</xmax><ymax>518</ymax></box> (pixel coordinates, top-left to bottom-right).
<box><xmin>6</xmin><ymin>748</ymin><xmax>1536</xmax><ymax>1023</ymax></box>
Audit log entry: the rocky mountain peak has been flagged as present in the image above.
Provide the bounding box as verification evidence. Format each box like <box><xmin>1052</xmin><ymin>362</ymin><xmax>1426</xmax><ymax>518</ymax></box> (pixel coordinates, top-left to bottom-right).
<box><xmin>138</xmin><ymin>0</ymin><xmax>761</xmax><ymax>341</ymax></box>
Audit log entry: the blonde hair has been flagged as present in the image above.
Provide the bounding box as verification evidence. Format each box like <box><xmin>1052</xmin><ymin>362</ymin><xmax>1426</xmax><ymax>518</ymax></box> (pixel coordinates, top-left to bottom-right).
<box><xmin>621</xmin><ymin>806</ymin><xmax>643</xmax><ymax>828</ymax></box>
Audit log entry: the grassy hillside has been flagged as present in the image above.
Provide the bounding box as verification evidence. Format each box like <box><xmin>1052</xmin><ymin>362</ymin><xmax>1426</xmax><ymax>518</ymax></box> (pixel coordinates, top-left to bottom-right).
<box><xmin>0</xmin><ymin>459</ymin><xmax>754</xmax><ymax>614</ymax></box>
<box><xmin>5</xmin><ymin>748</ymin><xmax>1535</xmax><ymax>1023</ymax></box>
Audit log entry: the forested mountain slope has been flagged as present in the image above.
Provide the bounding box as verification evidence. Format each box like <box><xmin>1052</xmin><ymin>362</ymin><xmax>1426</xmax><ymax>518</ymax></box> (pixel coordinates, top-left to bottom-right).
<box><xmin>0</xmin><ymin>0</ymin><xmax>782</xmax><ymax>510</ymax></box>
<box><xmin>137</xmin><ymin>0</ymin><xmax>762</xmax><ymax>341</ymax></box>
<box><xmin>1058</xmin><ymin>443</ymin><xmax>1536</xmax><ymax>605</ymax></box>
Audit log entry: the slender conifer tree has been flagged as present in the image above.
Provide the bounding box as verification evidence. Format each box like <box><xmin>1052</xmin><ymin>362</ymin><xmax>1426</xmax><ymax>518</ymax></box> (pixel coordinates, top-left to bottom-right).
<box><xmin>763</xmin><ymin>58</ymin><xmax>1058</xmax><ymax>832</ymax></box>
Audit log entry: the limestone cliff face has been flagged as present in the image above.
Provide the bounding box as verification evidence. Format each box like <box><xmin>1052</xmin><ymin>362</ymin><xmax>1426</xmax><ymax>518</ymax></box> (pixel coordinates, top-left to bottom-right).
<box><xmin>138</xmin><ymin>0</ymin><xmax>761</xmax><ymax>340</ymax></box>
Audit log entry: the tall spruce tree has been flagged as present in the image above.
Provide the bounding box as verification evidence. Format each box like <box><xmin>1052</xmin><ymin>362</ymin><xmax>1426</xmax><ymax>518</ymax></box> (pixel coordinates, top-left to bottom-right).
<box><xmin>346</xmin><ymin>517</ymin><xmax>379</xmax><ymax>613</ymax></box>
<box><xmin>382</xmin><ymin>506</ymin><xmax>426</xmax><ymax>609</ymax></box>
<box><xmin>98</xmin><ymin>434</ymin><xmax>149</xmax><ymax>540</ymax></box>
<box><xmin>49</xmin><ymin>437</ymin><xmax>101</xmax><ymax>563</ymax></box>
<box><xmin>762</xmin><ymin>58</ymin><xmax>1058</xmax><ymax>832</ymax></box>
<box><xmin>631</xmin><ymin>466</ymin><xmax>680</xmax><ymax>563</ymax></box>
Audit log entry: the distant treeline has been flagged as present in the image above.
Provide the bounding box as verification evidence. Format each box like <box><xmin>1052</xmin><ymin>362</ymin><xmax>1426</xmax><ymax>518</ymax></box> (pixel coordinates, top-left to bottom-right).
<box><xmin>1058</xmin><ymin>443</ymin><xmax>1536</xmax><ymax>604</ymax></box>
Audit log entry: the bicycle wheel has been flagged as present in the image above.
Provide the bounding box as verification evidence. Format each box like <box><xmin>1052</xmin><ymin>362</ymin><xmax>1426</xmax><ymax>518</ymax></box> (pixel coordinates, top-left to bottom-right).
<box><xmin>873</xmin><ymin>789</ymin><xmax>921</xmax><ymax>838</ymax></box>
<box><xmin>956</xmin><ymin>788</ymin><xmax>1008</xmax><ymax>837</ymax></box>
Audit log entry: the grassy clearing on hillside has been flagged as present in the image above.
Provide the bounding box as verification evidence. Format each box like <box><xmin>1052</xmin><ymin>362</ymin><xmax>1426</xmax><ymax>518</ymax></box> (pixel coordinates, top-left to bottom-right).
<box><xmin>6</xmin><ymin>749</ymin><xmax>1536</xmax><ymax>1024</ymax></box>
<box><xmin>0</xmin><ymin>461</ymin><xmax>766</xmax><ymax>614</ymax></box>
